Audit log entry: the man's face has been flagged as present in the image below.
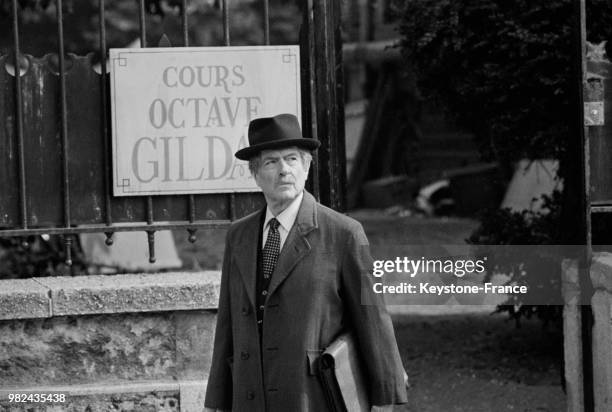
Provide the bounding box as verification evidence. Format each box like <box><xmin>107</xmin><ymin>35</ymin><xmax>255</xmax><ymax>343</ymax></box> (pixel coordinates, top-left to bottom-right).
<box><xmin>253</xmin><ymin>147</ymin><xmax>310</xmax><ymax>208</ymax></box>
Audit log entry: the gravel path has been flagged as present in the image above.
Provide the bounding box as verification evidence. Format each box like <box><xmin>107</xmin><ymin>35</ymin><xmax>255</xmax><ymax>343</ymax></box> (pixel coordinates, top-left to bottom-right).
<box><xmin>354</xmin><ymin>212</ymin><xmax>565</xmax><ymax>411</ymax></box>
<box><xmin>393</xmin><ymin>313</ymin><xmax>565</xmax><ymax>412</ymax></box>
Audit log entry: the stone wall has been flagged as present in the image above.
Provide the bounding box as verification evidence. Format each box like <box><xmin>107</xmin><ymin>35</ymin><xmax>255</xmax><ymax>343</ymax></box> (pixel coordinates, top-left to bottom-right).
<box><xmin>2</xmin><ymin>387</ymin><xmax>180</xmax><ymax>412</ymax></box>
<box><xmin>0</xmin><ymin>272</ymin><xmax>221</xmax><ymax>412</ymax></box>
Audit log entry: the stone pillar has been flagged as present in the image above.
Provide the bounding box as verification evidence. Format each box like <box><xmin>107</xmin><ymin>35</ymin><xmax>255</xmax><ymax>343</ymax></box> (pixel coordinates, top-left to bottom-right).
<box><xmin>562</xmin><ymin>259</ymin><xmax>584</xmax><ymax>412</ymax></box>
<box><xmin>589</xmin><ymin>252</ymin><xmax>612</xmax><ymax>411</ymax></box>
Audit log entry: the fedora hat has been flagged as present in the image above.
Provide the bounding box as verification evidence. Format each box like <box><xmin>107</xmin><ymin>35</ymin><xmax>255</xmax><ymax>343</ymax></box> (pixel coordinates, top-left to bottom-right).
<box><xmin>235</xmin><ymin>113</ymin><xmax>321</xmax><ymax>160</ymax></box>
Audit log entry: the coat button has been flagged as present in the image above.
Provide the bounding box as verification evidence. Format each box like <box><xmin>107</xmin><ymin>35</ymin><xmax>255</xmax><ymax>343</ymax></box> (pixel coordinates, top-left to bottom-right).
<box><xmin>241</xmin><ymin>351</ymin><xmax>250</xmax><ymax>360</ymax></box>
<box><xmin>247</xmin><ymin>391</ymin><xmax>255</xmax><ymax>400</ymax></box>
<box><xmin>241</xmin><ymin>307</ymin><xmax>250</xmax><ymax>316</ymax></box>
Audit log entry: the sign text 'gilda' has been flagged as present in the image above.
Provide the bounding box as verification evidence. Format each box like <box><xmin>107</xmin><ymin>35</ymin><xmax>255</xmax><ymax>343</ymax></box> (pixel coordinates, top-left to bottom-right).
<box><xmin>110</xmin><ymin>46</ymin><xmax>301</xmax><ymax>196</ymax></box>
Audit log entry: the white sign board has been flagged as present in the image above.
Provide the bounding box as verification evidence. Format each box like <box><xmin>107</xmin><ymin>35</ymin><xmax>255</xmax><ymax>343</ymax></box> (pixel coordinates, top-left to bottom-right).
<box><xmin>109</xmin><ymin>46</ymin><xmax>301</xmax><ymax>196</ymax></box>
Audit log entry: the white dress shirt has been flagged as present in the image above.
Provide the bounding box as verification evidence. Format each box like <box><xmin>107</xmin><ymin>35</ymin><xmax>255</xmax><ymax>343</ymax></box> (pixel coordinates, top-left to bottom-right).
<box><xmin>261</xmin><ymin>191</ymin><xmax>304</xmax><ymax>252</ymax></box>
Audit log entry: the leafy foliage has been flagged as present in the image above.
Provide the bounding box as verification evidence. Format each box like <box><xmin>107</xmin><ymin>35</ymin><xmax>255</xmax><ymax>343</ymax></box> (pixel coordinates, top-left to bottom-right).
<box><xmin>0</xmin><ymin>236</ymin><xmax>87</xmax><ymax>279</ymax></box>
<box><xmin>0</xmin><ymin>0</ymin><xmax>300</xmax><ymax>57</ymax></box>
<box><xmin>468</xmin><ymin>191</ymin><xmax>563</xmax><ymax>327</ymax></box>
<box><xmin>396</xmin><ymin>0</ymin><xmax>612</xmax><ymax>166</ymax></box>
<box><xmin>469</xmin><ymin>190</ymin><xmax>563</xmax><ymax>246</ymax></box>
<box><xmin>395</xmin><ymin>0</ymin><xmax>612</xmax><ymax>324</ymax></box>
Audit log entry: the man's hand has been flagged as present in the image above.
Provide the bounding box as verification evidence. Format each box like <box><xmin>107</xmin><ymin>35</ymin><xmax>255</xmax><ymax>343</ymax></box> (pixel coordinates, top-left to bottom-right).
<box><xmin>371</xmin><ymin>405</ymin><xmax>393</xmax><ymax>412</ymax></box>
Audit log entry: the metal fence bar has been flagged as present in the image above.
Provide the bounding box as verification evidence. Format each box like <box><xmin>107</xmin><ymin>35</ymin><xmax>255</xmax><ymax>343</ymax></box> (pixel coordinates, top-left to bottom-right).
<box><xmin>137</xmin><ymin>0</ymin><xmax>156</xmax><ymax>262</ymax></box>
<box><xmin>304</xmin><ymin>0</ymin><xmax>321</xmax><ymax>201</ymax></box>
<box><xmin>147</xmin><ymin>230</ymin><xmax>156</xmax><ymax>262</ymax></box>
<box><xmin>181</xmin><ymin>0</ymin><xmax>197</xmax><ymax>230</ymax></box>
<box><xmin>229</xmin><ymin>193</ymin><xmax>236</xmax><ymax>220</ymax></box>
<box><xmin>189</xmin><ymin>196</ymin><xmax>196</xmax><ymax>223</ymax></box>
<box><xmin>263</xmin><ymin>0</ymin><xmax>270</xmax><ymax>45</ymax></box>
<box><xmin>98</xmin><ymin>0</ymin><xmax>113</xmax><ymax>228</ymax></box>
<box><xmin>138</xmin><ymin>0</ymin><xmax>151</xmax><ymax>223</ymax></box>
<box><xmin>11</xmin><ymin>0</ymin><xmax>27</xmax><ymax>229</ymax></box>
<box><xmin>0</xmin><ymin>221</ymin><xmax>231</xmax><ymax>237</ymax></box>
<box><xmin>56</xmin><ymin>0</ymin><xmax>71</xmax><ymax>228</ymax></box>
<box><xmin>138</xmin><ymin>0</ymin><xmax>147</xmax><ymax>47</ymax></box>
<box><xmin>56</xmin><ymin>0</ymin><xmax>74</xmax><ymax>265</ymax></box>
<box><xmin>222</xmin><ymin>0</ymin><xmax>236</xmax><ymax>220</ymax></box>
<box><xmin>147</xmin><ymin>197</ymin><xmax>154</xmax><ymax>225</ymax></box>
<box><xmin>0</xmin><ymin>0</ymin><xmax>300</xmax><ymax>243</ymax></box>
<box><xmin>64</xmin><ymin>235</ymin><xmax>73</xmax><ymax>265</ymax></box>
<box><xmin>222</xmin><ymin>0</ymin><xmax>230</xmax><ymax>46</ymax></box>
<box><xmin>182</xmin><ymin>0</ymin><xmax>189</xmax><ymax>46</ymax></box>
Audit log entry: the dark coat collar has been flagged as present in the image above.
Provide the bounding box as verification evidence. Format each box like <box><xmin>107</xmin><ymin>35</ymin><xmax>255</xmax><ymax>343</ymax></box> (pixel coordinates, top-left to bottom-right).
<box><xmin>293</xmin><ymin>190</ymin><xmax>318</xmax><ymax>235</ymax></box>
<box><xmin>235</xmin><ymin>190</ymin><xmax>318</xmax><ymax>307</ymax></box>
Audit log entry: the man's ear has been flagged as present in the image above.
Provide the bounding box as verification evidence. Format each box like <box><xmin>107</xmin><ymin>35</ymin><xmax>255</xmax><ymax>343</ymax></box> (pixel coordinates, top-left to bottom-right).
<box><xmin>252</xmin><ymin>171</ymin><xmax>261</xmax><ymax>188</ymax></box>
<box><xmin>303</xmin><ymin>155</ymin><xmax>313</xmax><ymax>175</ymax></box>
<box><xmin>305</xmin><ymin>160</ymin><xmax>312</xmax><ymax>176</ymax></box>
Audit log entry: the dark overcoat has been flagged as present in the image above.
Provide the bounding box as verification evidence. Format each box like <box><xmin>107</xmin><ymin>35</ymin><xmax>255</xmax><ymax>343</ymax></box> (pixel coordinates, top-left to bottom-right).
<box><xmin>204</xmin><ymin>191</ymin><xmax>408</xmax><ymax>411</ymax></box>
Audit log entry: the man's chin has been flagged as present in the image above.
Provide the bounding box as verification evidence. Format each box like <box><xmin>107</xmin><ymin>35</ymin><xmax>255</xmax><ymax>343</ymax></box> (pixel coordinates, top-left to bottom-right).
<box><xmin>273</xmin><ymin>188</ymin><xmax>298</xmax><ymax>202</ymax></box>
<box><xmin>277</xmin><ymin>185</ymin><xmax>295</xmax><ymax>193</ymax></box>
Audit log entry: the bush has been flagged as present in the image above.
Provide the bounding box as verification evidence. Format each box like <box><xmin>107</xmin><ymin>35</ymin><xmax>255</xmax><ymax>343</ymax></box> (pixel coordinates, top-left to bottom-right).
<box><xmin>467</xmin><ymin>191</ymin><xmax>563</xmax><ymax>327</ymax></box>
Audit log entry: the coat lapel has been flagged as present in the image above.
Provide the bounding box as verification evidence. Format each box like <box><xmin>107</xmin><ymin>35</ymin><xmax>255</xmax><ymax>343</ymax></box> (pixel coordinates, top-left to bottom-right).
<box><xmin>267</xmin><ymin>191</ymin><xmax>318</xmax><ymax>298</ymax></box>
<box><xmin>234</xmin><ymin>208</ymin><xmax>264</xmax><ymax>307</ymax></box>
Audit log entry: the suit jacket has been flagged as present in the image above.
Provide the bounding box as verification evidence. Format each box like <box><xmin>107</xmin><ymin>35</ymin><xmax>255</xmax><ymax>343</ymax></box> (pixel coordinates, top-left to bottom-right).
<box><xmin>204</xmin><ymin>191</ymin><xmax>408</xmax><ymax>411</ymax></box>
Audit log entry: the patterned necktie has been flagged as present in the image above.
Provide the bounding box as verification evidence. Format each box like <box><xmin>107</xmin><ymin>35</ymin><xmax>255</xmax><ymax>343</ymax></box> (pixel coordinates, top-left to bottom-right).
<box><xmin>262</xmin><ymin>218</ymin><xmax>281</xmax><ymax>280</ymax></box>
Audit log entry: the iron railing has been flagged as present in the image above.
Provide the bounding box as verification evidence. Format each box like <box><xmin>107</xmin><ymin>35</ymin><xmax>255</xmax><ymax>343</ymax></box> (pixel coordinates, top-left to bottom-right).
<box><xmin>0</xmin><ymin>0</ymin><xmax>345</xmax><ymax>264</ymax></box>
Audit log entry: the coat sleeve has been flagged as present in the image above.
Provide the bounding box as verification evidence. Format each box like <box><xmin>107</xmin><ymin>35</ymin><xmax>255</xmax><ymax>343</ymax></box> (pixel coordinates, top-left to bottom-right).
<box><xmin>340</xmin><ymin>222</ymin><xmax>408</xmax><ymax>406</ymax></box>
<box><xmin>204</xmin><ymin>234</ymin><xmax>234</xmax><ymax>409</ymax></box>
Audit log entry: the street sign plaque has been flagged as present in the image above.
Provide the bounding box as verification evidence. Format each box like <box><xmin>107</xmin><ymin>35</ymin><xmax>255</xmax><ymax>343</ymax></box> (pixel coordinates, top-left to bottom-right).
<box><xmin>110</xmin><ymin>46</ymin><xmax>301</xmax><ymax>196</ymax></box>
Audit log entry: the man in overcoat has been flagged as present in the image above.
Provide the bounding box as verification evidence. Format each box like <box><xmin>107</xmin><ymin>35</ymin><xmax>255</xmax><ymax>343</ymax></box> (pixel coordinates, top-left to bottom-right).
<box><xmin>204</xmin><ymin>114</ymin><xmax>408</xmax><ymax>412</ymax></box>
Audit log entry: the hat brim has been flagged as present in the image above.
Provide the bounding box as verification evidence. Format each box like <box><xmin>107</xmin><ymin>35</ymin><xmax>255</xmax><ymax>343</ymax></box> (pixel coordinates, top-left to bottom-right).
<box><xmin>235</xmin><ymin>138</ymin><xmax>321</xmax><ymax>160</ymax></box>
